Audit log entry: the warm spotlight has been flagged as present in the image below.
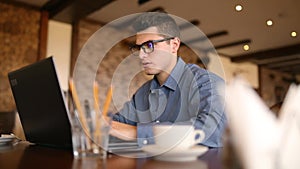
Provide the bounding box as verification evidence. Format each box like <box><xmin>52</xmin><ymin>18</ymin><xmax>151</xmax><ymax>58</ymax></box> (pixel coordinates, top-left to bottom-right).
<box><xmin>243</xmin><ymin>44</ymin><xmax>250</xmax><ymax>51</ymax></box>
<box><xmin>291</xmin><ymin>31</ymin><xmax>297</xmax><ymax>37</ymax></box>
<box><xmin>266</xmin><ymin>19</ymin><xmax>273</xmax><ymax>26</ymax></box>
<box><xmin>235</xmin><ymin>4</ymin><xmax>243</xmax><ymax>12</ymax></box>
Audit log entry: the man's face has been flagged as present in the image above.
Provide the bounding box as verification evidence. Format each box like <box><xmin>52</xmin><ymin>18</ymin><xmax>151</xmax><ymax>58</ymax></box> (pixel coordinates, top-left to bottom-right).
<box><xmin>135</xmin><ymin>27</ymin><xmax>177</xmax><ymax>76</ymax></box>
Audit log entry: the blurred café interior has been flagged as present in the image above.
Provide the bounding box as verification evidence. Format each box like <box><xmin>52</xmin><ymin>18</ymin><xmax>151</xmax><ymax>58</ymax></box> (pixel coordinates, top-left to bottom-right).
<box><xmin>0</xmin><ymin>0</ymin><xmax>299</xmax><ymax>168</ymax></box>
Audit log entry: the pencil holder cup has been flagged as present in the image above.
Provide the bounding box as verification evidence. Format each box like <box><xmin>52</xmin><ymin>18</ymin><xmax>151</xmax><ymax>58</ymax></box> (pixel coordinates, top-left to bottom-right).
<box><xmin>69</xmin><ymin>110</ymin><xmax>110</xmax><ymax>159</ymax></box>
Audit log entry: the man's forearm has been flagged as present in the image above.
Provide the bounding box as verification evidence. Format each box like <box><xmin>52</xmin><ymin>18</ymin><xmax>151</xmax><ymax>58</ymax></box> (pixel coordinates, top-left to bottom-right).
<box><xmin>109</xmin><ymin>121</ymin><xmax>137</xmax><ymax>141</ymax></box>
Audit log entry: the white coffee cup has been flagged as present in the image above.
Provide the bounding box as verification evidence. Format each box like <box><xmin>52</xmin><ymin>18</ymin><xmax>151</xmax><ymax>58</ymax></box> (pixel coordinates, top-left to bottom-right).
<box><xmin>153</xmin><ymin>124</ymin><xmax>205</xmax><ymax>150</ymax></box>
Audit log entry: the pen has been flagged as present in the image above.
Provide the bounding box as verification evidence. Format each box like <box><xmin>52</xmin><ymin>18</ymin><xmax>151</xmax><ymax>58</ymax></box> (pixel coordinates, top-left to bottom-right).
<box><xmin>84</xmin><ymin>99</ymin><xmax>94</xmax><ymax>139</ymax></box>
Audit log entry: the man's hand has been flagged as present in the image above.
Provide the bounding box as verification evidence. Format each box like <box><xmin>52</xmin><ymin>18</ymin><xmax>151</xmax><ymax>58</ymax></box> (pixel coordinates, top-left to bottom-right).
<box><xmin>109</xmin><ymin>121</ymin><xmax>137</xmax><ymax>141</ymax></box>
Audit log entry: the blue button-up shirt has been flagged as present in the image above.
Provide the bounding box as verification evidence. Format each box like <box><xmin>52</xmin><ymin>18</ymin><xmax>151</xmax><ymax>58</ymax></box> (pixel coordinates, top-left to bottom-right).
<box><xmin>113</xmin><ymin>57</ymin><xmax>226</xmax><ymax>147</ymax></box>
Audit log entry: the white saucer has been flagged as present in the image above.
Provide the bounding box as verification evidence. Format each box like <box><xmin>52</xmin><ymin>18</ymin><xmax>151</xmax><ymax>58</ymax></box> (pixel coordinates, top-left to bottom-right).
<box><xmin>0</xmin><ymin>134</ymin><xmax>16</xmax><ymax>146</ymax></box>
<box><xmin>142</xmin><ymin>145</ymin><xmax>208</xmax><ymax>162</ymax></box>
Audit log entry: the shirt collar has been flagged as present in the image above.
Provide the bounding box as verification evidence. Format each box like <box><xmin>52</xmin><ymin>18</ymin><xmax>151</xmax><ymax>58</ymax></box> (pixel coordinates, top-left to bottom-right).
<box><xmin>150</xmin><ymin>57</ymin><xmax>186</xmax><ymax>91</ymax></box>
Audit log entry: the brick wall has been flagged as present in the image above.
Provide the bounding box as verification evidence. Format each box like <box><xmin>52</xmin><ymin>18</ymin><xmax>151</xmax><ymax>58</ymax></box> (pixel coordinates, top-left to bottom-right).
<box><xmin>0</xmin><ymin>3</ymin><xmax>41</xmax><ymax>111</ymax></box>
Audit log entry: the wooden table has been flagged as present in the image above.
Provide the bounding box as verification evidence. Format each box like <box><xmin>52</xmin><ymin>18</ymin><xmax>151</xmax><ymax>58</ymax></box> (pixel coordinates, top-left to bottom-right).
<box><xmin>0</xmin><ymin>142</ymin><xmax>224</xmax><ymax>169</ymax></box>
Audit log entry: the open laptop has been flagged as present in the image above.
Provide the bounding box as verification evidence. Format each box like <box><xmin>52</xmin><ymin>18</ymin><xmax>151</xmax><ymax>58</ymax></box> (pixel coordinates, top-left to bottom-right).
<box><xmin>8</xmin><ymin>57</ymin><xmax>72</xmax><ymax>149</ymax></box>
<box><xmin>8</xmin><ymin>57</ymin><xmax>140</xmax><ymax>152</ymax></box>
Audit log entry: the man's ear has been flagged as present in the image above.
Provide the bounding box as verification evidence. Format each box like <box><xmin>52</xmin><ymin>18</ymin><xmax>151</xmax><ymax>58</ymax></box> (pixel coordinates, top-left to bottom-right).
<box><xmin>171</xmin><ymin>37</ymin><xmax>181</xmax><ymax>53</ymax></box>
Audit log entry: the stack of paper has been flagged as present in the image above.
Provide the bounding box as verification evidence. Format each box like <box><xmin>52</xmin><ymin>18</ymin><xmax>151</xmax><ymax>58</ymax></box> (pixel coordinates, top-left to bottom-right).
<box><xmin>224</xmin><ymin>78</ymin><xmax>300</xmax><ymax>169</ymax></box>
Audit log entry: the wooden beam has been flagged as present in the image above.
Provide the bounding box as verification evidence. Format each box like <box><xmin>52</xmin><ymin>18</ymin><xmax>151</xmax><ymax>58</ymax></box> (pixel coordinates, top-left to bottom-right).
<box><xmin>277</xmin><ymin>64</ymin><xmax>300</xmax><ymax>74</ymax></box>
<box><xmin>178</xmin><ymin>19</ymin><xmax>200</xmax><ymax>30</ymax></box>
<box><xmin>112</xmin><ymin>8</ymin><xmax>198</xmax><ymax>32</ymax></box>
<box><xmin>42</xmin><ymin>0</ymin><xmax>113</xmax><ymax>24</ymax></box>
<box><xmin>70</xmin><ymin>21</ymin><xmax>79</xmax><ymax>76</ymax></box>
<box><xmin>42</xmin><ymin>0</ymin><xmax>73</xmax><ymax>18</ymax></box>
<box><xmin>256</xmin><ymin>54</ymin><xmax>300</xmax><ymax>65</ymax></box>
<box><xmin>277</xmin><ymin>64</ymin><xmax>300</xmax><ymax>72</ymax></box>
<box><xmin>111</xmin><ymin>7</ymin><xmax>166</xmax><ymax>29</ymax></box>
<box><xmin>184</xmin><ymin>30</ymin><xmax>228</xmax><ymax>44</ymax></box>
<box><xmin>37</xmin><ymin>10</ymin><xmax>49</xmax><ymax>61</ymax></box>
<box><xmin>138</xmin><ymin>0</ymin><xmax>151</xmax><ymax>5</ymax></box>
<box><xmin>147</xmin><ymin>7</ymin><xmax>165</xmax><ymax>12</ymax></box>
<box><xmin>231</xmin><ymin>43</ymin><xmax>300</xmax><ymax>63</ymax></box>
<box><xmin>214</xmin><ymin>39</ymin><xmax>251</xmax><ymax>50</ymax></box>
<box><xmin>264</xmin><ymin>57</ymin><xmax>300</xmax><ymax>69</ymax></box>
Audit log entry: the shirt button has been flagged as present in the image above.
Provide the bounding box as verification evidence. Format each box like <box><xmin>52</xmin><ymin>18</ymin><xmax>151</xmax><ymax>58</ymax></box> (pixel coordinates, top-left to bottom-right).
<box><xmin>143</xmin><ymin>140</ymin><xmax>148</xmax><ymax>145</ymax></box>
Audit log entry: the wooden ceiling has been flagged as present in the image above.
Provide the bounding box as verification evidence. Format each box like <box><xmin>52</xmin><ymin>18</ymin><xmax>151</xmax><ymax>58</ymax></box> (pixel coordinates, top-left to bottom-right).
<box><xmin>10</xmin><ymin>0</ymin><xmax>300</xmax><ymax>76</ymax></box>
<box><xmin>232</xmin><ymin>43</ymin><xmax>300</xmax><ymax>74</ymax></box>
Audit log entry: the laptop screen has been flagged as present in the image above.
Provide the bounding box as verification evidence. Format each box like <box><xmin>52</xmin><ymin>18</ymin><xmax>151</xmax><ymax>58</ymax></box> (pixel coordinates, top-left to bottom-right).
<box><xmin>8</xmin><ymin>57</ymin><xmax>72</xmax><ymax>149</ymax></box>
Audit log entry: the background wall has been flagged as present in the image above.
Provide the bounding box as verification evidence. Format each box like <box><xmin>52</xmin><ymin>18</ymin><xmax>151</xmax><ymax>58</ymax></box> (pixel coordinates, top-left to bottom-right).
<box><xmin>0</xmin><ymin>3</ymin><xmax>41</xmax><ymax>138</ymax></box>
<box><xmin>46</xmin><ymin>20</ymin><xmax>72</xmax><ymax>91</ymax></box>
<box><xmin>0</xmin><ymin>3</ymin><xmax>40</xmax><ymax>111</ymax></box>
<box><xmin>260</xmin><ymin>67</ymin><xmax>293</xmax><ymax>107</ymax></box>
<box><xmin>220</xmin><ymin>56</ymin><xmax>258</xmax><ymax>88</ymax></box>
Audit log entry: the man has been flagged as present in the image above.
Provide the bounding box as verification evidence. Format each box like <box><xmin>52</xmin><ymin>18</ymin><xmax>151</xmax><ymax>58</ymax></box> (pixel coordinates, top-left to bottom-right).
<box><xmin>109</xmin><ymin>12</ymin><xmax>226</xmax><ymax>148</ymax></box>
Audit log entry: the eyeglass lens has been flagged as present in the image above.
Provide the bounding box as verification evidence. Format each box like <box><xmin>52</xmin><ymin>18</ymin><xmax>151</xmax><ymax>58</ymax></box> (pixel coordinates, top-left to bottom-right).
<box><xmin>130</xmin><ymin>37</ymin><xmax>174</xmax><ymax>56</ymax></box>
<box><xmin>131</xmin><ymin>41</ymin><xmax>154</xmax><ymax>56</ymax></box>
<box><xmin>141</xmin><ymin>41</ymin><xmax>154</xmax><ymax>53</ymax></box>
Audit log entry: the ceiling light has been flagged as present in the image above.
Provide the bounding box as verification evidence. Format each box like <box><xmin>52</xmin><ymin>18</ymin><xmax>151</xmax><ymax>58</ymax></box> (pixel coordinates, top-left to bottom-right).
<box><xmin>266</xmin><ymin>19</ymin><xmax>273</xmax><ymax>26</ymax></box>
<box><xmin>243</xmin><ymin>44</ymin><xmax>250</xmax><ymax>51</ymax></box>
<box><xmin>235</xmin><ymin>4</ymin><xmax>243</xmax><ymax>12</ymax></box>
<box><xmin>291</xmin><ymin>31</ymin><xmax>297</xmax><ymax>37</ymax></box>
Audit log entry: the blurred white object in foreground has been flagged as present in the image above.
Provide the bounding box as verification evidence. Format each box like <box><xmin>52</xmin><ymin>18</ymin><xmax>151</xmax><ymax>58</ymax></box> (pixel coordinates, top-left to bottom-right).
<box><xmin>223</xmin><ymin>78</ymin><xmax>300</xmax><ymax>169</ymax></box>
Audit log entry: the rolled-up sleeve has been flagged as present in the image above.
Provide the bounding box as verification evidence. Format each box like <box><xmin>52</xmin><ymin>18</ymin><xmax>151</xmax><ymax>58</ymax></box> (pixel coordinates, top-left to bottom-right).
<box><xmin>136</xmin><ymin>123</ymin><xmax>155</xmax><ymax>146</ymax></box>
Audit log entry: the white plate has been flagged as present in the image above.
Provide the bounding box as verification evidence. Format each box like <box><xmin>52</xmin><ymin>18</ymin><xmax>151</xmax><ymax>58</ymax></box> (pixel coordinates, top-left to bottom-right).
<box><xmin>142</xmin><ymin>145</ymin><xmax>208</xmax><ymax>162</ymax></box>
<box><xmin>0</xmin><ymin>135</ymin><xmax>16</xmax><ymax>146</ymax></box>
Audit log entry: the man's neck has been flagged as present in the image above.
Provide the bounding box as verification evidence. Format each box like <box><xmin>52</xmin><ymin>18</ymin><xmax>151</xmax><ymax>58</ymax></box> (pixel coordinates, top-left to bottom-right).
<box><xmin>156</xmin><ymin>57</ymin><xmax>178</xmax><ymax>86</ymax></box>
<box><xmin>156</xmin><ymin>72</ymin><xmax>170</xmax><ymax>86</ymax></box>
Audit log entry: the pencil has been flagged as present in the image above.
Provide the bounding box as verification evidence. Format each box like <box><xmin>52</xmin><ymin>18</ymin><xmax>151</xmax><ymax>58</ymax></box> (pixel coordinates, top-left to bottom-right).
<box><xmin>69</xmin><ymin>79</ymin><xmax>90</xmax><ymax>137</ymax></box>
<box><xmin>93</xmin><ymin>81</ymin><xmax>101</xmax><ymax>140</ymax></box>
<box><xmin>102</xmin><ymin>85</ymin><xmax>113</xmax><ymax>117</ymax></box>
<box><xmin>93</xmin><ymin>81</ymin><xmax>101</xmax><ymax>114</ymax></box>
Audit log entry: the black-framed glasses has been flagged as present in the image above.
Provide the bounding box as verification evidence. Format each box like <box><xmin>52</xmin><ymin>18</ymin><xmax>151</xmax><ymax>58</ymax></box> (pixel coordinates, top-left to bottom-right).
<box><xmin>130</xmin><ymin>37</ymin><xmax>174</xmax><ymax>56</ymax></box>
